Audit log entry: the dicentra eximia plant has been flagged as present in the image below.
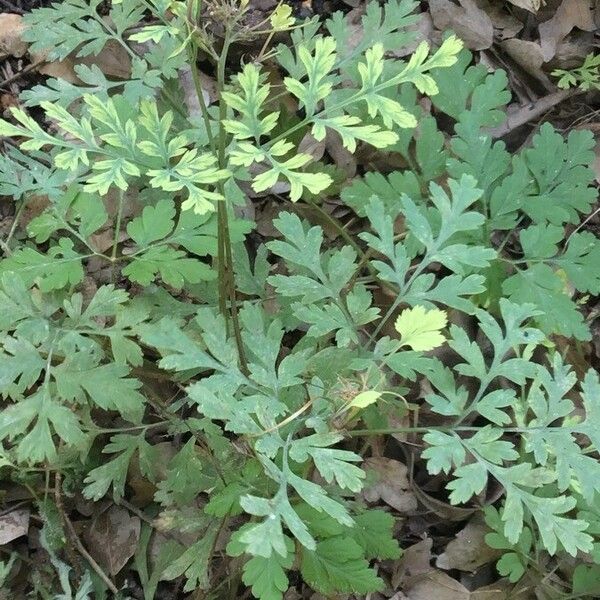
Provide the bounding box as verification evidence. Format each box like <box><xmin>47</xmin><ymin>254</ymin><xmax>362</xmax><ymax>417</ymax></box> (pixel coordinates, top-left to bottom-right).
<box><xmin>0</xmin><ymin>0</ymin><xmax>599</xmax><ymax>597</ymax></box>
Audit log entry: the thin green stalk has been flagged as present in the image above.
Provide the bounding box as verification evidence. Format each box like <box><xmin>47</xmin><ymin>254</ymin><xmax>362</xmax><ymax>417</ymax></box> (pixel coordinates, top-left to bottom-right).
<box><xmin>304</xmin><ymin>196</ymin><xmax>364</xmax><ymax>257</ymax></box>
<box><xmin>111</xmin><ymin>188</ymin><xmax>125</xmax><ymax>262</ymax></box>
<box><xmin>217</xmin><ymin>203</ymin><xmax>228</xmax><ymax>318</ymax></box>
<box><xmin>94</xmin><ymin>422</ymin><xmax>169</xmax><ymax>434</ymax></box>
<box><xmin>91</xmin><ymin>13</ymin><xmax>138</xmax><ymax>61</ymax></box>
<box><xmin>188</xmin><ymin>45</ymin><xmax>217</xmax><ymax>152</ymax></box>
<box><xmin>361</xmin><ymin>250</ymin><xmax>429</xmax><ymax>349</ymax></box>
<box><xmin>348</xmin><ymin>424</ymin><xmax>578</xmax><ymax>437</ymax></box>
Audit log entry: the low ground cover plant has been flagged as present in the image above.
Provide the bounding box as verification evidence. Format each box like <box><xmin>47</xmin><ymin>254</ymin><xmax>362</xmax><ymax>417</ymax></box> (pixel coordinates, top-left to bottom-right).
<box><xmin>0</xmin><ymin>0</ymin><xmax>599</xmax><ymax>597</ymax></box>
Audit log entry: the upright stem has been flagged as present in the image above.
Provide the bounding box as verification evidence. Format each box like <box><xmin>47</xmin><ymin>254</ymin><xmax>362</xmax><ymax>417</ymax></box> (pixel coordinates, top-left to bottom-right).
<box><xmin>216</xmin><ymin>35</ymin><xmax>233</xmax><ymax>321</ymax></box>
<box><xmin>216</xmin><ymin>35</ymin><xmax>249</xmax><ymax>374</ymax></box>
<box><xmin>185</xmin><ymin>19</ymin><xmax>249</xmax><ymax>374</ymax></box>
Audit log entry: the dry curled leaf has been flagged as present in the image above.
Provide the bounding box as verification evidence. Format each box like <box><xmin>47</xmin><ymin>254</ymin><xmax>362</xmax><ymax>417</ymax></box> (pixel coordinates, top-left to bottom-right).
<box><xmin>36</xmin><ymin>56</ymin><xmax>80</xmax><ymax>84</ymax></box>
<box><xmin>298</xmin><ymin>132</ymin><xmax>326</xmax><ymax>162</ymax></box>
<box><xmin>411</xmin><ymin>481</ymin><xmax>477</xmax><ymax>521</ymax></box>
<box><xmin>78</xmin><ymin>40</ymin><xmax>131</xmax><ymax>80</ymax></box>
<box><xmin>476</xmin><ymin>1</ymin><xmax>523</xmax><ymax>41</ymax></box>
<box><xmin>325</xmin><ymin>129</ymin><xmax>357</xmax><ymax>178</ymax></box>
<box><xmin>180</xmin><ymin>65</ymin><xmax>217</xmax><ymax>120</ymax></box>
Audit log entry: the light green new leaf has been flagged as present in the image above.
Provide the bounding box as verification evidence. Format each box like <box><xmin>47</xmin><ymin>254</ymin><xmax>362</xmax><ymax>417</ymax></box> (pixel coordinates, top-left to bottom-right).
<box><xmin>83</xmin><ymin>434</ymin><xmax>144</xmax><ymax>501</ymax></box>
<box><xmin>239</xmin><ymin>489</ymin><xmax>315</xmax><ymax>557</ymax></box>
<box><xmin>123</xmin><ymin>246</ymin><xmax>215</xmax><ymax>288</ymax></box>
<box><xmin>223</xmin><ymin>64</ymin><xmax>279</xmax><ymax>140</ymax></box>
<box><xmin>284</xmin><ymin>37</ymin><xmax>337</xmax><ymax>115</ymax></box>
<box><xmin>358</xmin><ymin>44</ymin><xmax>417</xmax><ymax>129</ymax></box>
<box><xmin>54</xmin><ymin>357</ymin><xmax>145</xmax><ymax>423</ymax></box>
<box><xmin>270</xmin><ymin>4</ymin><xmax>295</xmax><ymax>30</ymax></box>
<box><xmin>395</xmin><ymin>305</ymin><xmax>447</xmax><ymax>351</ymax></box>
<box><xmin>312</xmin><ymin>115</ymin><xmax>398</xmax><ymax>152</ymax></box>
<box><xmin>0</xmin><ymin>238</ymin><xmax>85</xmax><ymax>292</ymax></box>
<box><xmin>348</xmin><ymin>391</ymin><xmax>381</xmax><ymax>409</ymax></box>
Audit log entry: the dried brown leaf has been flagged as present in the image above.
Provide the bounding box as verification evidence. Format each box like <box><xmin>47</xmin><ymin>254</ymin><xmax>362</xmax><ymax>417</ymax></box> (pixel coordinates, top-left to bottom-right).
<box><xmin>436</xmin><ymin>515</ymin><xmax>501</xmax><ymax>572</ymax></box>
<box><xmin>0</xmin><ymin>508</ymin><xmax>29</xmax><ymax>545</ymax></box>
<box><xmin>298</xmin><ymin>132</ymin><xmax>326</xmax><ymax>162</ymax></box>
<box><xmin>393</xmin><ymin>537</ymin><xmax>434</xmax><ymax>589</ymax></box>
<box><xmin>411</xmin><ymin>481</ymin><xmax>477</xmax><ymax>521</ymax></box>
<box><xmin>361</xmin><ymin>457</ymin><xmax>418</xmax><ymax>514</ymax></box>
<box><xmin>430</xmin><ymin>0</ymin><xmax>494</xmax><ymax>50</ymax></box>
<box><xmin>180</xmin><ymin>65</ymin><xmax>218</xmax><ymax>120</ymax></box>
<box><xmin>78</xmin><ymin>40</ymin><xmax>131</xmax><ymax>79</ymax></box>
<box><xmin>325</xmin><ymin>130</ymin><xmax>357</xmax><ymax>178</ymax></box>
<box><xmin>506</xmin><ymin>0</ymin><xmax>543</xmax><ymax>12</ymax></box>
<box><xmin>0</xmin><ymin>14</ymin><xmax>28</xmax><ymax>59</ymax></box>
<box><xmin>475</xmin><ymin>1</ymin><xmax>524</xmax><ymax>40</ymax></box>
<box><xmin>538</xmin><ymin>0</ymin><xmax>596</xmax><ymax>61</ymax></box>
<box><xmin>471</xmin><ymin>581</ymin><xmax>513</xmax><ymax>600</ymax></box>
<box><xmin>552</xmin><ymin>31</ymin><xmax>596</xmax><ymax>69</ymax></box>
<box><xmin>85</xmin><ymin>506</ymin><xmax>140</xmax><ymax>576</ymax></box>
<box><xmin>405</xmin><ymin>570</ymin><xmax>471</xmax><ymax>600</ymax></box>
<box><xmin>20</xmin><ymin>195</ymin><xmax>50</xmax><ymax>229</ymax></box>
<box><xmin>500</xmin><ymin>39</ymin><xmax>553</xmax><ymax>89</ymax></box>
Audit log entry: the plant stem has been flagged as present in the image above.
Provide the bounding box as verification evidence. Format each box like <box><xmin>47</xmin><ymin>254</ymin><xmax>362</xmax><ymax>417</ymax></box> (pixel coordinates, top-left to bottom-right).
<box><xmin>211</xmin><ymin>29</ymin><xmax>249</xmax><ymax>374</ymax></box>
<box><xmin>347</xmin><ymin>425</ymin><xmax>551</xmax><ymax>437</ymax></box>
<box><xmin>111</xmin><ymin>188</ymin><xmax>125</xmax><ymax>262</ymax></box>
<box><xmin>55</xmin><ymin>471</ymin><xmax>119</xmax><ymax>595</ymax></box>
<box><xmin>1</xmin><ymin>200</ymin><xmax>26</xmax><ymax>255</ymax></box>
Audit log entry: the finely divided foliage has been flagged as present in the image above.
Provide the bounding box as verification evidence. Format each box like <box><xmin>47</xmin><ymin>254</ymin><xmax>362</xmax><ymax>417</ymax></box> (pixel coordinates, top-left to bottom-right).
<box><xmin>0</xmin><ymin>0</ymin><xmax>599</xmax><ymax>597</ymax></box>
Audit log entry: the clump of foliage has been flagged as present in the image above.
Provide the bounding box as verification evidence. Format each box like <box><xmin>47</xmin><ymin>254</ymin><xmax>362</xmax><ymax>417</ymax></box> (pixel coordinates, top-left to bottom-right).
<box><xmin>0</xmin><ymin>0</ymin><xmax>599</xmax><ymax>597</ymax></box>
<box><xmin>553</xmin><ymin>53</ymin><xmax>600</xmax><ymax>92</ymax></box>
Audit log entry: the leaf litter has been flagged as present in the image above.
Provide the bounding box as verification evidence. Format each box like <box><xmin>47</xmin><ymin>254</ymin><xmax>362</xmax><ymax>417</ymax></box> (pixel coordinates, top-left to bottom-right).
<box><xmin>0</xmin><ymin>0</ymin><xmax>598</xmax><ymax>599</ymax></box>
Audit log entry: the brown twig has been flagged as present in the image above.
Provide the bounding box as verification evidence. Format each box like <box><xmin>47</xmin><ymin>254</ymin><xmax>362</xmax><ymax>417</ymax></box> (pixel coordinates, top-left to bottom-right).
<box><xmin>54</xmin><ymin>472</ymin><xmax>119</xmax><ymax>595</ymax></box>
<box><xmin>0</xmin><ymin>59</ymin><xmax>46</xmax><ymax>90</ymax></box>
<box><xmin>486</xmin><ymin>88</ymin><xmax>577</xmax><ymax>139</ymax></box>
<box><xmin>0</xmin><ymin>500</ymin><xmax>30</xmax><ymax>517</ymax></box>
